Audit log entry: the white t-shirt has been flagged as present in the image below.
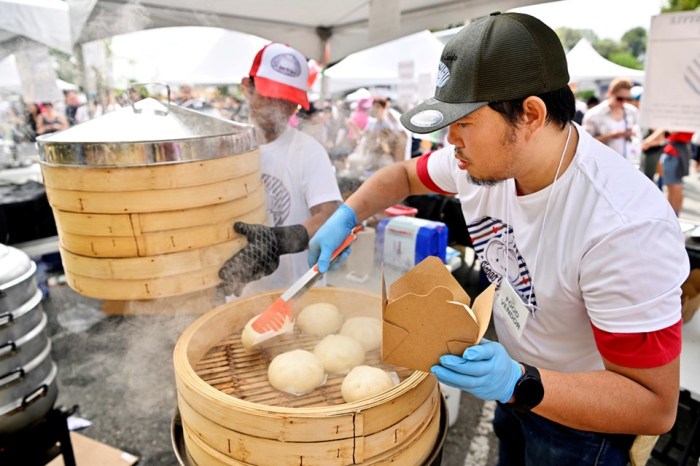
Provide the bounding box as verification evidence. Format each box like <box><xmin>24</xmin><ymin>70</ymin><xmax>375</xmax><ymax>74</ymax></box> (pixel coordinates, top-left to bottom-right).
<box><xmin>420</xmin><ymin>124</ymin><xmax>687</xmax><ymax>372</ymax></box>
<box><xmin>241</xmin><ymin>127</ymin><xmax>342</xmax><ymax>296</ymax></box>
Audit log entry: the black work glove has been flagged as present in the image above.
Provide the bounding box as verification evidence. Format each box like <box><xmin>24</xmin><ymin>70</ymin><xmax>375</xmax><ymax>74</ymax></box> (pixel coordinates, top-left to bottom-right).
<box><xmin>218</xmin><ymin>222</ymin><xmax>309</xmax><ymax>297</ymax></box>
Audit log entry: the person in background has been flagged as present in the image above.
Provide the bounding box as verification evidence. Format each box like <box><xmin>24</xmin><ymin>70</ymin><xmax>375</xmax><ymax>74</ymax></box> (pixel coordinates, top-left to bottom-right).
<box><xmin>585</xmin><ymin>95</ymin><xmax>600</xmax><ymax>111</ymax></box>
<box><xmin>309</xmin><ymin>12</ymin><xmax>686</xmax><ymax>465</ymax></box>
<box><xmin>641</xmin><ymin>128</ymin><xmax>666</xmax><ymax>187</ymax></box>
<box><xmin>660</xmin><ymin>131</ymin><xmax>693</xmax><ymax>215</ymax></box>
<box><xmin>570</xmin><ymin>83</ymin><xmax>587</xmax><ymax>125</ymax></box>
<box><xmin>630</xmin><ymin>85</ymin><xmax>643</xmax><ymax>109</ymax></box>
<box><xmin>64</xmin><ymin>90</ymin><xmax>89</xmax><ymax>126</ymax></box>
<box><xmin>346</xmin><ymin>98</ymin><xmax>371</xmax><ymax>148</ymax></box>
<box><xmin>218</xmin><ymin>43</ymin><xmax>342</xmax><ymax>298</ymax></box>
<box><xmin>582</xmin><ymin>77</ymin><xmax>639</xmax><ymax>157</ymax></box>
<box><xmin>36</xmin><ymin>102</ymin><xmax>68</xmax><ymax>135</ymax></box>
<box><xmin>22</xmin><ymin>102</ymin><xmax>40</xmax><ymax>142</ymax></box>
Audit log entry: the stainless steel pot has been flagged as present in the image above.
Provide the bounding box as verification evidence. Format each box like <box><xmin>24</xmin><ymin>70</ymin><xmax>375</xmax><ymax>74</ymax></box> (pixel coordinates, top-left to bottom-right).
<box><xmin>0</xmin><ymin>363</ymin><xmax>57</xmax><ymax>434</ymax></box>
<box><xmin>0</xmin><ymin>290</ymin><xmax>43</xmax><ymax>344</ymax></box>
<box><xmin>0</xmin><ymin>244</ymin><xmax>38</xmax><ymax>314</ymax></box>
<box><xmin>0</xmin><ymin>340</ymin><xmax>53</xmax><ymax>405</ymax></box>
<box><xmin>37</xmin><ymin>97</ymin><xmax>257</xmax><ymax>167</ymax></box>
<box><xmin>0</xmin><ymin>312</ymin><xmax>49</xmax><ymax>374</ymax></box>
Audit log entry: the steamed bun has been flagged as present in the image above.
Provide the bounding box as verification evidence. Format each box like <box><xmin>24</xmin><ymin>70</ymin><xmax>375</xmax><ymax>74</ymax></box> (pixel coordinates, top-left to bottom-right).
<box><xmin>297</xmin><ymin>302</ymin><xmax>344</xmax><ymax>337</ymax></box>
<box><xmin>313</xmin><ymin>334</ymin><xmax>365</xmax><ymax>374</ymax></box>
<box><xmin>341</xmin><ymin>365</ymin><xmax>395</xmax><ymax>403</ymax></box>
<box><xmin>268</xmin><ymin>349</ymin><xmax>326</xmax><ymax>396</ymax></box>
<box><xmin>340</xmin><ymin>317</ymin><xmax>382</xmax><ymax>351</ymax></box>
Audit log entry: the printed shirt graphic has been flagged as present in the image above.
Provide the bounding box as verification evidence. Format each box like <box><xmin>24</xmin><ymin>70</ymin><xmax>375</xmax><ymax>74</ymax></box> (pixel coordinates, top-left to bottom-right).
<box><xmin>262</xmin><ymin>174</ymin><xmax>291</xmax><ymax>226</ymax></box>
<box><xmin>469</xmin><ymin>216</ymin><xmax>537</xmax><ymax>311</ymax></box>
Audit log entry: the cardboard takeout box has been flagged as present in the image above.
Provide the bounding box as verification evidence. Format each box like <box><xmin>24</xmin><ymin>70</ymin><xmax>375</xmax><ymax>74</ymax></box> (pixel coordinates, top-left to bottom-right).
<box><xmin>381</xmin><ymin>256</ymin><xmax>494</xmax><ymax>372</ymax></box>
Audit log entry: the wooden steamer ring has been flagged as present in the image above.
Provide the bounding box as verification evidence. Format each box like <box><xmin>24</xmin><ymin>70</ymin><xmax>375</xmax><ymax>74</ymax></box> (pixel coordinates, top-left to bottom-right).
<box><xmin>173</xmin><ymin>288</ymin><xmax>441</xmax><ymax>465</ymax></box>
<box><xmin>40</xmin><ymin>149</ymin><xmax>265</xmax><ymax>300</ymax></box>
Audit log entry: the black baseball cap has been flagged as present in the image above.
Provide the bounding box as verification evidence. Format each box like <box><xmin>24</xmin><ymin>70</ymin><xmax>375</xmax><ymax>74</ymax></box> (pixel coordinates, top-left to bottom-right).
<box><xmin>401</xmin><ymin>12</ymin><xmax>569</xmax><ymax>134</ymax></box>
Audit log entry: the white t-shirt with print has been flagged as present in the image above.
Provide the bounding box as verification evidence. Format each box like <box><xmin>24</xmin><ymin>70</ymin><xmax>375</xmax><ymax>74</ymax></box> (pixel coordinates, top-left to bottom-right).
<box><xmin>422</xmin><ymin>124</ymin><xmax>687</xmax><ymax>372</ymax></box>
<box><xmin>241</xmin><ymin>127</ymin><xmax>342</xmax><ymax>296</ymax></box>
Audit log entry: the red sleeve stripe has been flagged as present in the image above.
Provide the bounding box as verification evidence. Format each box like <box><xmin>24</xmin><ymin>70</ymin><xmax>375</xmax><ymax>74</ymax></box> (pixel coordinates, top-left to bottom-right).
<box><xmin>590</xmin><ymin>319</ymin><xmax>682</xmax><ymax>368</ymax></box>
<box><xmin>416</xmin><ymin>151</ymin><xmax>457</xmax><ymax>195</ymax></box>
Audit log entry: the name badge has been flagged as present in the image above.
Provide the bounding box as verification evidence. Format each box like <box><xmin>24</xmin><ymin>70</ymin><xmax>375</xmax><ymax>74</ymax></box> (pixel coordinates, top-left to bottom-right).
<box><xmin>494</xmin><ymin>279</ymin><xmax>529</xmax><ymax>339</ymax></box>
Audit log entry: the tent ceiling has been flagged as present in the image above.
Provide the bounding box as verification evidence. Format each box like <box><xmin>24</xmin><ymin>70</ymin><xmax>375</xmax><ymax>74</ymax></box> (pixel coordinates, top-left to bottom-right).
<box><xmin>79</xmin><ymin>0</ymin><xmax>559</xmax><ymax>62</ymax></box>
<box><xmin>0</xmin><ymin>0</ymin><xmax>72</xmax><ymax>60</ymax></box>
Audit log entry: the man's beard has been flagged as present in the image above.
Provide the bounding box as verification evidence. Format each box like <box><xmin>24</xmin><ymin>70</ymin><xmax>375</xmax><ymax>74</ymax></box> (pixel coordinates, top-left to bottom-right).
<box><xmin>463</xmin><ymin>125</ymin><xmax>518</xmax><ymax>187</ymax></box>
<box><xmin>465</xmin><ymin>173</ymin><xmax>502</xmax><ymax>187</ymax></box>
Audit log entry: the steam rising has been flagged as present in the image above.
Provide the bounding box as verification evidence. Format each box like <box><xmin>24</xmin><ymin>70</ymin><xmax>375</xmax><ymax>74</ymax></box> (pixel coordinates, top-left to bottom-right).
<box><xmin>81</xmin><ymin>2</ymin><xmax>153</xmax><ymax>41</ymax></box>
<box><xmin>51</xmin><ymin>290</ymin><xmax>214</xmax><ymax>449</ymax></box>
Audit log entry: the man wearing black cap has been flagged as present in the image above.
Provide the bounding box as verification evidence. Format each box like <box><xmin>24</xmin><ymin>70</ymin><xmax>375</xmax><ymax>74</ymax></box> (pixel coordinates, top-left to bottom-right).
<box><xmin>309</xmin><ymin>12</ymin><xmax>686</xmax><ymax>465</ymax></box>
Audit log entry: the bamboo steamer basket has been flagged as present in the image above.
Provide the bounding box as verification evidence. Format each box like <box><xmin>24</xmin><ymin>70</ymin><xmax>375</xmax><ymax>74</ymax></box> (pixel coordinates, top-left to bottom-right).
<box><xmin>36</xmin><ymin>97</ymin><xmax>262</xmax><ymax>300</ymax></box>
<box><xmin>173</xmin><ymin>287</ymin><xmax>441</xmax><ymax>466</ymax></box>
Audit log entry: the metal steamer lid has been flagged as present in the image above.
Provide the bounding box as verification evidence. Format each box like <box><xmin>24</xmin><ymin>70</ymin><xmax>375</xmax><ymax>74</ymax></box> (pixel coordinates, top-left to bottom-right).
<box><xmin>0</xmin><ymin>245</ymin><xmax>34</xmax><ymax>290</ymax></box>
<box><xmin>36</xmin><ymin>97</ymin><xmax>257</xmax><ymax>167</ymax></box>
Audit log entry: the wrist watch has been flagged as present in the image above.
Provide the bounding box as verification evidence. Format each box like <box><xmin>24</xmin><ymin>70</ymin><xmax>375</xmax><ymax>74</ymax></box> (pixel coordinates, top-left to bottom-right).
<box><xmin>512</xmin><ymin>363</ymin><xmax>544</xmax><ymax>411</ymax></box>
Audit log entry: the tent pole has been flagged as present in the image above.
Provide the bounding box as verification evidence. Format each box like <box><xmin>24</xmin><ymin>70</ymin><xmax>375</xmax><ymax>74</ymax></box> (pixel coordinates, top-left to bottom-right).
<box><xmin>316</xmin><ymin>26</ymin><xmax>332</xmax><ymax>100</ymax></box>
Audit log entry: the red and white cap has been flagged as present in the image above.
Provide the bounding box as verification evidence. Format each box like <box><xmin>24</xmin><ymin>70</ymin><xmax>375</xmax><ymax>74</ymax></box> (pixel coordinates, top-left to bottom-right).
<box><xmin>249</xmin><ymin>43</ymin><xmax>310</xmax><ymax>110</ymax></box>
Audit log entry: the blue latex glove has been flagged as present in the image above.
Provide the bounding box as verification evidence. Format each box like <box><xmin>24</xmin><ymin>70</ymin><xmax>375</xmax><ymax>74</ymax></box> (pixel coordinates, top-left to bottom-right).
<box><xmin>430</xmin><ymin>338</ymin><xmax>522</xmax><ymax>403</ymax></box>
<box><xmin>308</xmin><ymin>204</ymin><xmax>358</xmax><ymax>273</ymax></box>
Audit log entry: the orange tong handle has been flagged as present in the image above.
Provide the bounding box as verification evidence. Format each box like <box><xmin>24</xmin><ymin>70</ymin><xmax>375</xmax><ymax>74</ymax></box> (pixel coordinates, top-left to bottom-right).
<box><xmin>313</xmin><ymin>225</ymin><xmax>363</xmax><ymax>272</ymax></box>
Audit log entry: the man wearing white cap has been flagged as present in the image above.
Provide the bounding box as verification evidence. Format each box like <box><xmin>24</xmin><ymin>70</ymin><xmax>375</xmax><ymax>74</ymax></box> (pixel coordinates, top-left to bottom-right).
<box><xmin>218</xmin><ymin>43</ymin><xmax>342</xmax><ymax>297</ymax></box>
<box><xmin>309</xmin><ymin>12</ymin><xmax>686</xmax><ymax>465</ymax></box>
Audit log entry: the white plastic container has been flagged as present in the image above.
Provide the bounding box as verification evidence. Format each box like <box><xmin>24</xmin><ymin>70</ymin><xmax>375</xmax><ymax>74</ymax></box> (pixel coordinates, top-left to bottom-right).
<box><xmin>439</xmin><ymin>382</ymin><xmax>462</xmax><ymax>427</ymax></box>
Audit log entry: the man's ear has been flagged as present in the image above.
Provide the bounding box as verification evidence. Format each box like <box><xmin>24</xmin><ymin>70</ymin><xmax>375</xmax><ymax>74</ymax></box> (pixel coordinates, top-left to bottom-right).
<box><xmin>521</xmin><ymin>96</ymin><xmax>547</xmax><ymax>139</ymax></box>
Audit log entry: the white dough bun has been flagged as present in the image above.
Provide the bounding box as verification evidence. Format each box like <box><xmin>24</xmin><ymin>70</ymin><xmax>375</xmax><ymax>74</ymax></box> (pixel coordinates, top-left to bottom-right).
<box><xmin>267</xmin><ymin>349</ymin><xmax>326</xmax><ymax>396</ymax></box>
<box><xmin>341</xmin><ymin>365</ymin><xmax>395</xmax><ymax>403</ymax></box>
<box><xmin>297</xmin><ymin>302</ymin><xmax>344</xmax><ymax>337</ymax></box>
<box><xmin>313</xmin><ymin>334</ymin><xmax>365</xmax><ymax>374</ymax></box>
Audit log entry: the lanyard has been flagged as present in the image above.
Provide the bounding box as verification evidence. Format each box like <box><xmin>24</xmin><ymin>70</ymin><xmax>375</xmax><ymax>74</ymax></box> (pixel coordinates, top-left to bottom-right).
<box><xmin>505</xmin><ymin>123</ymin><xmax>573</xmax><ymax>310</ymax></box>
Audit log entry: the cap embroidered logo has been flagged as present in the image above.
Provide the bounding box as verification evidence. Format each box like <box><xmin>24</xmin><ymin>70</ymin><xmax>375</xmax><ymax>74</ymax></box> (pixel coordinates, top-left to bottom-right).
<box><xmin>271</xmin><ymin>54</ymin><xmax>302</xmax><ymax>77</ymax></box>
<box><xmin>436</xmin><ymin>62</ymin><xmax>450</xmax><ymax>88</ymax></box>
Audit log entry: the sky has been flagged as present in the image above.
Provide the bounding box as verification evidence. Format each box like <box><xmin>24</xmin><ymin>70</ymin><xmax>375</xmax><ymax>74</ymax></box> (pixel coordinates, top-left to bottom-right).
<box><xmin>511</xmin><ymin>0</ymin><xmax>665</xmax><ymax>41</ymax></box>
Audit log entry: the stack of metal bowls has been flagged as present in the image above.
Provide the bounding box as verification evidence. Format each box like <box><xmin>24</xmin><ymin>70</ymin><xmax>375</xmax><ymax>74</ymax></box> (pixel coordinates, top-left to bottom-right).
<box><xmin>0</xmin><ymin>244</ymin><xmax>57</xmax><ymax>434</ymax></box>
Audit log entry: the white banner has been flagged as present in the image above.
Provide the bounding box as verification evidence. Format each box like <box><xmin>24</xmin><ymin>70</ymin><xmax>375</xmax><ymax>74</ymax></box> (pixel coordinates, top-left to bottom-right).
<box><xmin>640</xmin><ymin>11</ymin><xmax>700</xmax><ymax>132</ymax></box>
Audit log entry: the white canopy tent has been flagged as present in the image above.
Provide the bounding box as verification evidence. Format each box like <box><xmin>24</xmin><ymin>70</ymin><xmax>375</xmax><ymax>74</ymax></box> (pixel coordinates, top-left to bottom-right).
<box><xmin>323</xmin><ymin>30</ymin><xmax>444</xmax><ymax>95</ymax></box>
<box><xmin>110</xmin><ymin>27</ymin><xmax>269</xmax><ymax>86</ymax></box>
<box><xmin>0</xmin><ymin>0</ymin><xmax>73</xmax><ymax>60</ymax></box>
<box><xmin>77</xmin><ymin>0</ymin><xmax>557</xmax><ymax>63</ymax></box>
<box><xmin>566</xmin><ymin>38</ymin><xmax>645</xmax><ymax>83</ymax></box>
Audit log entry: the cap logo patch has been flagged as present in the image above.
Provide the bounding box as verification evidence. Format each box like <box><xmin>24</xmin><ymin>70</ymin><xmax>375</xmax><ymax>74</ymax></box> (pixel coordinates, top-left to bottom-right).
<box><xmin>436</xmin><ymin>62</ymin><xmax>450</xmax><ymax>88</ymax></box>
<box><xmin>410</xmin><ymin>110</ymin><xmax>444</xmax><ymax>128</ymax></box>
<box><xmin>271</xmin><ymin>53</ymin><xmax>302</xmax><ymax>77</ymax></box>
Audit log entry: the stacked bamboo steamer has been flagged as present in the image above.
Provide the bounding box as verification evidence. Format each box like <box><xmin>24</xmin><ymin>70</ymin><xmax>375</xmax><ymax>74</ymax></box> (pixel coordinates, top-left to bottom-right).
<box><xmin>174</xmin><ymin>287</ymin><xmax>442</xmax><ymax>465</ymax></box>
<box><xmin>37</xmin><ymin>98</ymin><xmax>264</xmax><ymax>300</ymax></box>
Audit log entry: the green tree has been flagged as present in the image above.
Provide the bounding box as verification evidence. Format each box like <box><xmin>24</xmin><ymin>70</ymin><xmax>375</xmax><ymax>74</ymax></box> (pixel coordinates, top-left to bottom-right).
<box><xmin>593</xmin><ymin>39</ymin><xmax>624</xmax><ymax>59</ymax></box>
<box><xmin>662</xmin><ymin>0</ymin><xmax>700</xmax><ymax>11</ymax></box>
<box><xmin>621</xmin><ymin>27</ymin><xmax>647</xmax><ymax>60</ymax></box>
<box><xmin>555</xmin><ymin>27</ymin><xmax>599</xmax><ymax>51</ymax></box>
<box><xmin>608</xmin><ymin>51</ymin><xmax>643</xmax><ymax>70</ymax></box>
